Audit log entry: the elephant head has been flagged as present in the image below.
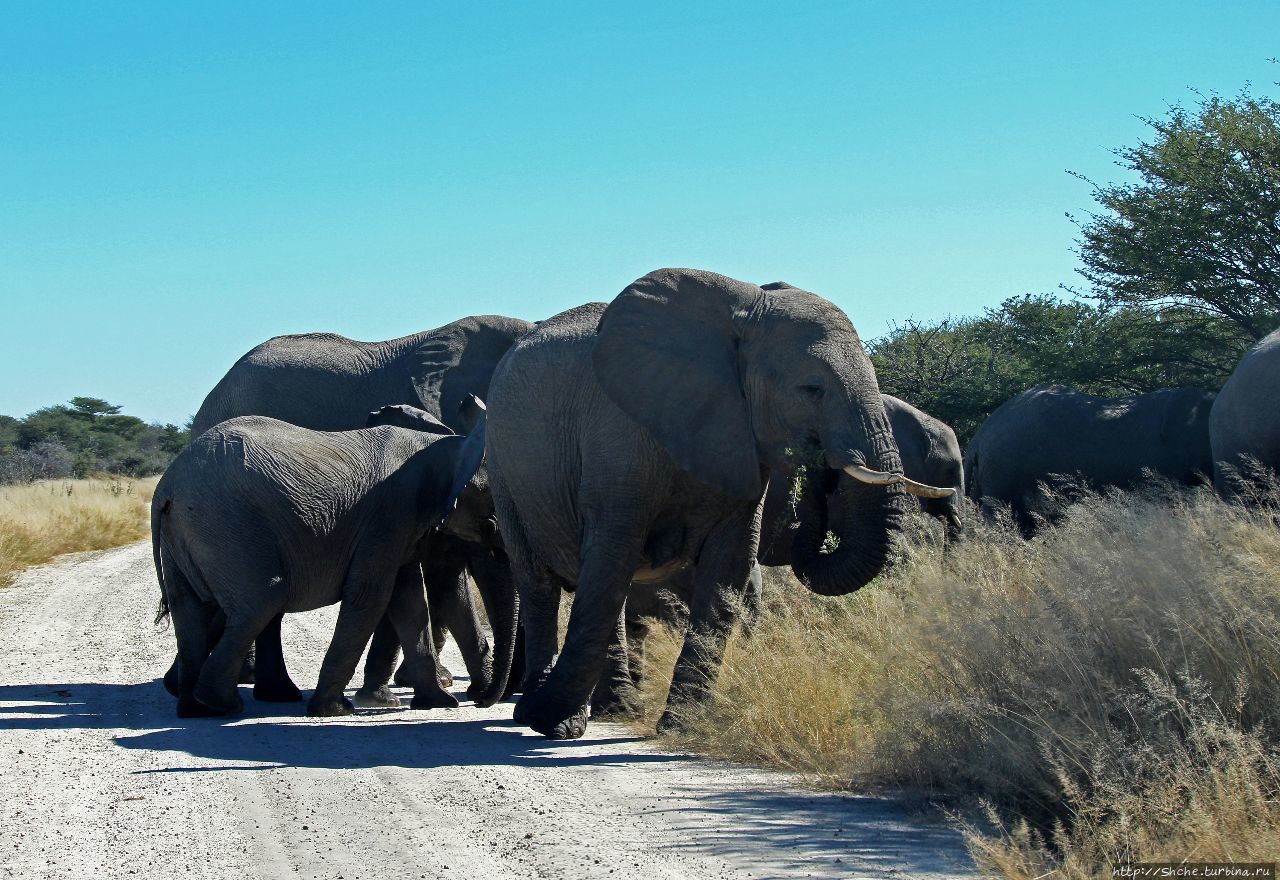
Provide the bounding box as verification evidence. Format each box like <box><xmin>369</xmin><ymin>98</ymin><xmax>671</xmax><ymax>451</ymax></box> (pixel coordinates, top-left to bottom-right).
<box><xmin>592</xmin><ymin>268</ymin><xmax>953</xmax><ymax>595</ymax></box>
<box><xmin>366</xmin><ymin>400</ymin><xmax>515</xmax><ymax>706</ymax></box>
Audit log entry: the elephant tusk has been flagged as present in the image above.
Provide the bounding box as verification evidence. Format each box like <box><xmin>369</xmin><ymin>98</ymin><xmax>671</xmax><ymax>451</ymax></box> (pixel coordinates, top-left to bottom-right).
<box><xmin>842</xmin><ymin>464</ymin><xmax>903</xmax><ymax>486</ymax></box>
<box><xmin>901</xmin><ymin>477</ymin><xmax>957</xmax><ymax>499</ymax></box>
<box><xmin>842</xmin><ymin>465</ymin><xmax>956</xmax><ymax>499</ymax></box>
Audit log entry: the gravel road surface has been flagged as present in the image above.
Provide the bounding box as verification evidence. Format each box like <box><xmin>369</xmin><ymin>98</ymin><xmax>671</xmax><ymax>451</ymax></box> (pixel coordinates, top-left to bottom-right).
<box><xmin>0</xmin><ymin>542</ymin><xmax>976</xmax><ymax>880</ymax></box>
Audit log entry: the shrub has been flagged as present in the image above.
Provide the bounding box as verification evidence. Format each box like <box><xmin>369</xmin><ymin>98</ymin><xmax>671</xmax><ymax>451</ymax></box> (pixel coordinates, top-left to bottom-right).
<box><xmin>633</xmin><ymin>487</ymin><xmax>1280</xmax><ymax>875</ymax></box>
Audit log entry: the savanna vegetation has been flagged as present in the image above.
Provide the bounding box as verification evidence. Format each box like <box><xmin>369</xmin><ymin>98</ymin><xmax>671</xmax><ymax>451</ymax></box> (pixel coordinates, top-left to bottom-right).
<box><xmin>0</xmin><ymin>476</ymin><xmax>156</xmax><ymax>588</ymax></box>
<box><xmin>636</xmin><ymin>86</ymin><xmax>1280</xmax><ymax>875</ymax></box>
<box><xmin>635</xmin><ymin>487</ymin><xmax>1280</xmax><ymax>877</ymax></box>
<box><xmin>0</xmin><ymin>397</ymin><xmax>188</xmax><ymax>484</ymax></box>
<box><xmin>871</xmin><ymin>88</ymin><xmax>1279</xmax><ymax>443</ymax></box>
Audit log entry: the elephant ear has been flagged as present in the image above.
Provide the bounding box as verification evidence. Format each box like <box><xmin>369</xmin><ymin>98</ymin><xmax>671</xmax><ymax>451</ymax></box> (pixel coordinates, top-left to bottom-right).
<box><xmin>592</xmin><ymin>268</ymin><xmax>765</xmax><ymax>500</ymax></box>
<box><xmin>441</xmin><ymin>417</ymin><xmax>487</xmax><ymax>525</ymax></box>
<box><xmin>409</xmin><ymin>316</ymin><xmax>533</xmax><ymax>433</ymax></box>
<box><xmin>367</xmin><ymin>404</ymin><xmax>455</xmax><ymax>435</ymax></box>
<box><xmin>455</xmin><ymin>394</ymin><xmax>487</xmax><ymax>435</ymax></box>
<box><xmin>760</xmin><ymin>281</ymin><xmax>798</xmax><ymax>291</ymax></box>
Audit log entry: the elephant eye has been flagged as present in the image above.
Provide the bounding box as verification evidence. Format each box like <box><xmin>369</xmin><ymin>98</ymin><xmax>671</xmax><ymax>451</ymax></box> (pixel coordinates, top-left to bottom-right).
<box><xmin>798</xmin><ymin>384</ymin><xmax>824</xmax><ymax>401</ymax></box>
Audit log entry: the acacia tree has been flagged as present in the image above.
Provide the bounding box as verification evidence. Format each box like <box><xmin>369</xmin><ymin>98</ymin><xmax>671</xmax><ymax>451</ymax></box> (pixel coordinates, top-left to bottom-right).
<box><xmin>1074</xmin><ymin>89</ymin><xmax>1280</xmax><ymax>342</ymax></box>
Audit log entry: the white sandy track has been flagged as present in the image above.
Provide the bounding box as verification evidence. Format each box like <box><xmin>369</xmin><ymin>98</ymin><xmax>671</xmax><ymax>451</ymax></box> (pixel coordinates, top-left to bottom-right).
<box><xmin>0</xmin><ymin>543</ymin><xmax>976</xmax><ymax>880</ymax></box>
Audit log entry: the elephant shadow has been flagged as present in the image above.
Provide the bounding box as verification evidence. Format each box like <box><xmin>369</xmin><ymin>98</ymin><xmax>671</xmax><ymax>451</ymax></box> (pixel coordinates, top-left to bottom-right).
<box><xmin>0</xmin><ymin>679</ymin><xmax>675</xmax><ymax>772</ymax></box>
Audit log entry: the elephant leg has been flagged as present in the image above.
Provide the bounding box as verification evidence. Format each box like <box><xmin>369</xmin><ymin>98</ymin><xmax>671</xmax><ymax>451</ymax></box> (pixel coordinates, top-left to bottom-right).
<box><xmin>386</xmin><ymin>563</ymin><xmax>458</xmax><ymax>711</ymax></box>
<box><xmin>353</xmin><ymin>614</ymin><xmax>403</xmax><ymax>709</ymax></box>
<box><xmin>167</xmin><ymin>610</ymin><xmax>227</xmax><ymax>697</ymax></box>
<box><xmin>164</xmin><ymin>563</ymin><xmax>222</xmax><ymax>718</ymax></box>
<box><xmin>309</xmin><ymin>561</ymin><xmax>398</xmax><ymax>717</ymax></box>
<box><xmin>520</xmin><ymin>519</ymin><xmax>645</xmax><ymax>740</ymax></box>
<box><xmin>625</xmin><ymin>615</ymin><xmax>649</xmax><ymax>686</ymax></box>
<box><xmin>660</xmin><ymin>504</ymin><xmax>760</xmax><ymax>734</ymax></box>
<box><xmin>511</xmin><ymin>567</ymin><xmax>564</xmax><ymax>723</ymax></box>
<box><xmin>424</xmin><ymin>550</ymin><xmax>492</xmax><ymax>700</ymax></box>
<box><xmin>194</xmin><ymin>597</ymin><xmax>283</xmax><ymax>717</ymax></box>
<box><xmin>252</xmin><ymin>613</ymin><xmax>302</xmax><ymax>702</ymax></box>
<box><xmin>589</xmin><ymin>604</ymin><xmax>640</xmax><ymax>719</ymax></box>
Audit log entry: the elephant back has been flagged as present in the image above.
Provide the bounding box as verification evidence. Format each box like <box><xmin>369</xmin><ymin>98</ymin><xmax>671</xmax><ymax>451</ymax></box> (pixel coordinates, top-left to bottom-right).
<box><xmin>1211</xmin><ymin>328</ymin><xmax>1280</xmax><ymax>495</ymax></box>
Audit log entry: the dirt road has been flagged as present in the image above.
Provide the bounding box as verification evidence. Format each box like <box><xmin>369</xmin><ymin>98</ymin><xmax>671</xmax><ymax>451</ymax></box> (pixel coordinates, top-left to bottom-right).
<box><xmin>0</xmin><ymin>543</ymin><xmax>976</xmax><ymax>880</ymax></box>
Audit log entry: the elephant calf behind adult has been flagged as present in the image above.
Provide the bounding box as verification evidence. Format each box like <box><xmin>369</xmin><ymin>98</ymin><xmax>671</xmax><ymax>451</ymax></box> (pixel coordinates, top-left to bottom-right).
<box><xmin>187</xmin><ymin>314</ymin><xmax>533</xmax><ymax>697</ymax></box>
<box><xmin>965</xmin><ymin>384</ymin><xmax>1215</xmax><ymax>531</ymax></box>
<box><xmin>1211</xmin><ymin>328</ymin><xmax>1280</xmax><ymax>498</ymax></box>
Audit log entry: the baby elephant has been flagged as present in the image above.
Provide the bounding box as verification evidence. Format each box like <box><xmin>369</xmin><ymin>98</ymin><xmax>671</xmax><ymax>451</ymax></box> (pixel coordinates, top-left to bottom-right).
<box><xmin>152</xmin><ymin>413</ymin><xmax>485</xmax><ymax>718</ymax></box>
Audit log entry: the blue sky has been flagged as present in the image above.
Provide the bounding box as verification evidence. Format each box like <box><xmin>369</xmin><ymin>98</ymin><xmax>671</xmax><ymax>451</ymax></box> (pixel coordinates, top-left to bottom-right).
<box><xmin>2</xmin><ymin>3</ymin><xmax>1277</xmax><ymax>424</ymax></box>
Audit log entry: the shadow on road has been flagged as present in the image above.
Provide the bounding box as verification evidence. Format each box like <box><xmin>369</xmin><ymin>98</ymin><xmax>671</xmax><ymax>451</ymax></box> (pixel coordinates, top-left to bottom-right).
<box><xmin>0</xmin><ymin>680</ymin><xmax>675</xmax><ymax>772</ymax></box>
<box><xmin>657</xmin><ymin>785</ymin><xmax>975</xmax><ymax>877</ymax></box>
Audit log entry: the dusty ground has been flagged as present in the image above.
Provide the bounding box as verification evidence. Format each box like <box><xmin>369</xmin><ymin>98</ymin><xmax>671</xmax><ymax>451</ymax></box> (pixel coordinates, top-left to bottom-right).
<box><xmin>0</xmin><ymin>542</ymin><xmax>976</xmax><ymax>880</ymax></box>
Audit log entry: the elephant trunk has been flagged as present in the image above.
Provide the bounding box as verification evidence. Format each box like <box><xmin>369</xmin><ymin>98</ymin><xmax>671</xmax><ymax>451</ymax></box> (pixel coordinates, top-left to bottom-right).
<box><xmin>789</xmin><ymin>437</ymin><xmax>909</xmax><ymax>596</ymax></box>
<box><xmin>468</xmin><ymin>552</ymin><xmax>520</xmax><ymax>708</ymax></box>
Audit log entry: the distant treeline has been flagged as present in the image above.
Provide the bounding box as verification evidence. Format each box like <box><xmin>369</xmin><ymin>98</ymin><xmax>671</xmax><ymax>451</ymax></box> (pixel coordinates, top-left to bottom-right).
<box><xmin>874</xmin><ymin>87</ymin><xmax>1278</xmax><ymax>445</ymax></box>
<box><xmin>0</xmin><ymin>397</ymin><xmax>190</xmax><ymax>484</ymax></box>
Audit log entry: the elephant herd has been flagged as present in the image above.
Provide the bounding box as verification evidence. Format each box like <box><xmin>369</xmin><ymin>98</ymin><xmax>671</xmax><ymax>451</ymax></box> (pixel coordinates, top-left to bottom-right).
<box><xmin>153</xmin><ymin>268</ymin><xmax>1280</xmax><ymax>740</ymax></box>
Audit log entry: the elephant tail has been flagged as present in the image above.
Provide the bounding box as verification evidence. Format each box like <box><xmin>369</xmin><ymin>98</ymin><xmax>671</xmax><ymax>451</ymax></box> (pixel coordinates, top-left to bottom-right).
<box><xmin>152</xmin><ymin>496</ymin><xmax>173</xmax><ymax>625</ymax></box>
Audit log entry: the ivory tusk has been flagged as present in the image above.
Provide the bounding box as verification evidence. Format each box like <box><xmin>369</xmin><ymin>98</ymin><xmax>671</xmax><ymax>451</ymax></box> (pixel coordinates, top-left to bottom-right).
<box><xmin>901</xmin><ymin>478</ymin><xmax>957</xmax><ymax>499</ymax></box>
<box><xmin>842</xmin><ymin>465</ymin><xmax>903</xmax><ymax>486</ymax></box>
<box><xmin>842</xmin><ymin>465</ymin><xmax>956</xmax><ymax>499</ymax></box>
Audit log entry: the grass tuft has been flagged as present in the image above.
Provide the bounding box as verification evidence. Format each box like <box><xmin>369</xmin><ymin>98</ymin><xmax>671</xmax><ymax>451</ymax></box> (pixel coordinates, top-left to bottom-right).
<box><xmin>633</xmin><ymin>485</ymin><xmax>1280</xmax><ymax>876</ymax></box>
<box><xmin>0</xmin><ymin>476</ymin><xmax>156</xmax><ymax>588</ymax></box>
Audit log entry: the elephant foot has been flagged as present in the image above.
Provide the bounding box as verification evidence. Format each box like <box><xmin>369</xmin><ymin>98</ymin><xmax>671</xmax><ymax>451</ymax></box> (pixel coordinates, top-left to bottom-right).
<box><xmin>394</xmin><ymin>662</ymin><xmax>453</xmax><ymax>690</ymax></box>
<box><xmin>163</xmin><ymin>661</ymin><xmax>181</xmax><ymax>698</ymax></box>
<box><xmin>590</xmin><ymin>683</ymin><xmax>642</xmax><ymax>721</ymax></box>
<box><xmin>465</xmin><ymin>667</ymin><xmax>495</xmax><ymax>703</ymax></box>
<box><xmin>307</xmin><ymin>695</ymin><xmax>355</xmax><ymax>717</ymax></box>
<box><xmin>191</xmin><ymin>682</ymin><xmax>244</xmax><ymax>716</ymax></box>
<box><xmin>237</xmin><ymin>657</ymin><xmax>256</xmax><ymax>686</ymax></box>
<box><xmin>656</xmin><ymin>707</ymin><xmax>695</xmax><ymax>735</ymax></box>
<box><xmin>176</xmin><ymin>693</ymin><xmax>226</xmax><ymax>718</ymax></box>
<box><xmin>353</xmin><ymin>686</ymin><xmax>402</xmax><ymax>709</ymax></box>
<box><xmin>512</xmin><ymin>665</ymin><xmax>553</xmax><ymax>723</ymax></box>
<box><xmin>254</xmin><ymin>679</ymin><xmax>303</xmax><ymax>703</ymax></box>
<box><xmin>410</xmin><ymin>688</ymin><xmax>460</xmax><ymax>710</ymax></box>
<box><xmin>520</xmin><ymin>692</ymin><xmax>590</xmax><ymax>740</ymax></box>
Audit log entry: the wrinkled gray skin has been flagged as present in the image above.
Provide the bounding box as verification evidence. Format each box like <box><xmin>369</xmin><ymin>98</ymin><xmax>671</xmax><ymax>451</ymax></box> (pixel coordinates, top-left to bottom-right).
<box><xmin>965</xmin><ymin>384</ymin><xmax>1215</xmax><ymax>533</ymax></box>
<box><xmin>359</xmin><ymin>402</ymin><xmax>504</xmax><ymax>702</ymax></box>
<box><xmin>487</xmin><ymin>269</ymin><xmax>911</xmax><ymax>739</ymax></box>
<box><xmin>619</xmin><ymin>395</ymin><xmax>961</xmax><ymax>687</ymax></box>
<box><xmin>183</xmin><ymin>315</ymin><xmax>532</xmax><ymax>700</ymax></box>
<box><xmin>760</xmin><ymin>393</ymin><xmax>965</xmax><ymax>563</ymax></box>
<box><xmin>153</xmin><ymin>416</ymin><xmax>496</xmax><ymax>718</ymax></box>
<box><xmin>1211</xmin><ymin>328</ymin><xmax>1280</xmax><ymax>498</ymax></box>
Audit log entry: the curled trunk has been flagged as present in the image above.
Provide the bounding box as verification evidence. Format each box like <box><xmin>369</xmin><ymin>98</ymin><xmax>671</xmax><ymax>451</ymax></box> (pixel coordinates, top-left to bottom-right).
<box><xmin>789</xmin><ymin>465</ymin><xmax>908</xmax><ymax>597</ymax></box>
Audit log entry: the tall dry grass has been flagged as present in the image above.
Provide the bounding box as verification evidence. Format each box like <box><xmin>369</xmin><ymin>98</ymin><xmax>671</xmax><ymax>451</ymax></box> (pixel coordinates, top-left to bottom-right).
<box><xmin>0</xmin><ymin>476</ymin><xmax>156</xmax><ymax>588</ymax></box>
<box><xmin>633</xmin><ymin>486</ymin><xmax>1280</xmax><ymax>877</ymax></box>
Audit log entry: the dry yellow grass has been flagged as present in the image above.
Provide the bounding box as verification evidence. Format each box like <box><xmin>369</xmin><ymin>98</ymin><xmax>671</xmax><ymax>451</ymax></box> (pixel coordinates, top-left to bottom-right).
<box><xmin>0</xmin><ymin>476</ymin><xmax>157</xmax><ymax>588</ymax></box>
<box><xmin>633</xmin><ymin>486</ymin><xmax>1280</xmax><ymax>877</ymax></box>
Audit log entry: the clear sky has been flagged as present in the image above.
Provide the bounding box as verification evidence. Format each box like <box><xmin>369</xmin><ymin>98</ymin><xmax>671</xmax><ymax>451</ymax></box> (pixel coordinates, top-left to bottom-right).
<box><xmin>2</xmin><ymin>2</ymin><xmax>1277</xmax><ymax>424</ymax></box>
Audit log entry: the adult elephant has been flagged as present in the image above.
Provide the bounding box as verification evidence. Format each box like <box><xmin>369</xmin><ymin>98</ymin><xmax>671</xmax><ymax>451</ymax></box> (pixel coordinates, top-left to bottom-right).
<box><xmin>964</xmin><ymin>384</ymin><xmax>1215</xmax><ymax>532</ymax></box>
<box><xmin>1210</xmin><ymin>327</ymin><xmax>1280</xmax><ymax>498</ymax></box>
<box><xmin>184</xmin><ymin>315</ymin><xmax>533</xmax><ymax>701</ymax></box>
<box><xmin>486</xmin><ymin>269</ymin><xmax>954</xmax><ymax>739</ymax></box>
